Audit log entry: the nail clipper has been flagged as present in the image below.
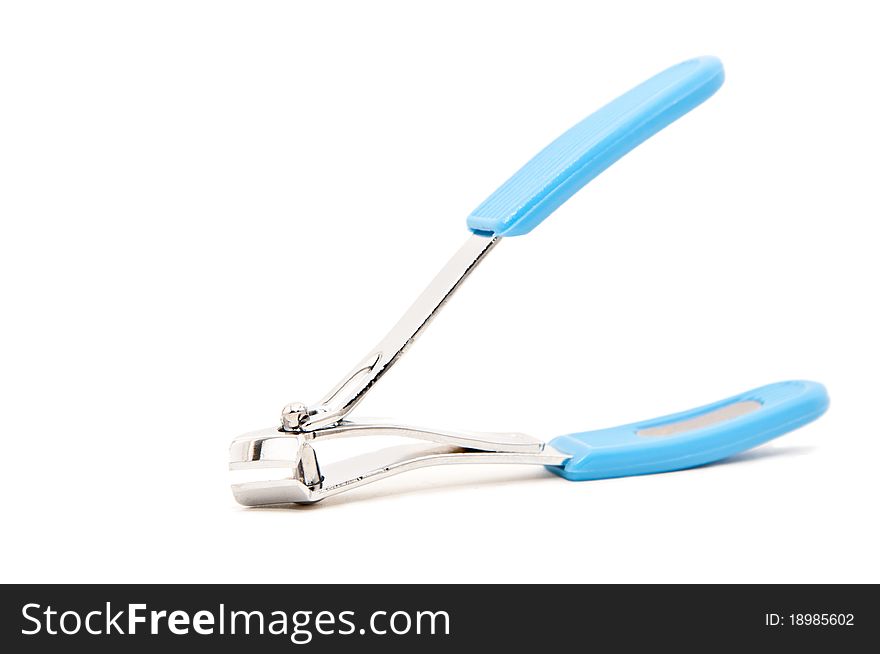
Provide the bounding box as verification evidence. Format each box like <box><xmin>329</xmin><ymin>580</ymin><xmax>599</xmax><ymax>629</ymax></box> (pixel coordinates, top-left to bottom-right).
<box><xmin>229</xmin><ymin>56</ymin><xmax>829</xmax><ymax>506</ymax></box>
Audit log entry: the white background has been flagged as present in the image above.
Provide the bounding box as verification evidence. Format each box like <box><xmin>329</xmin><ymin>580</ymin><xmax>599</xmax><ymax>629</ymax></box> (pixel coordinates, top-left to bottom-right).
<box><xmin>1</xmin><ymin>1</ymin><xmax>877</xmax><ymax>583</ymax></box>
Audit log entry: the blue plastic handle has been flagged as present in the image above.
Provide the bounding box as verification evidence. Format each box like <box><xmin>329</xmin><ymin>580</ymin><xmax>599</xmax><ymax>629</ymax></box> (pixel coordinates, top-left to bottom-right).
<box><xmin>548</xmin><ymin>381</ymin><xmax>829</xmax><ymax>481</ymax></box>
<box><xmin>467</xmin><ymin>56</ymin><xmax>725</xmax><ymax>237</ymax></box>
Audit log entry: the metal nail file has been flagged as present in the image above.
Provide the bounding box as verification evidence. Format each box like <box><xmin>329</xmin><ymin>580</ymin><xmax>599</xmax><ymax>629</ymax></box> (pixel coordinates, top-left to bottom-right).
<box><xmin>229</xmin><ymin>56</ymin><xmax>829</xmax><ymax>506</ymax></box>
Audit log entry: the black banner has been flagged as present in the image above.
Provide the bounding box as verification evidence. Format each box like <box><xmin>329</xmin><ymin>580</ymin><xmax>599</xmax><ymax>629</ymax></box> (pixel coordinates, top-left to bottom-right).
<box><xmin>1</xmin><ymin>584</ymin><xmax>875</xmax><ymax>651</ymax></box>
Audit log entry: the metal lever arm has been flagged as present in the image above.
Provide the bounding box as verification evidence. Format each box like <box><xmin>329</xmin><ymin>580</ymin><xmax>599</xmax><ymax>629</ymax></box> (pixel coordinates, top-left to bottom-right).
<box><xmin>296</xmin><ymin>234</ymin><xmax>499</xmax><ymax>431</ymax></box>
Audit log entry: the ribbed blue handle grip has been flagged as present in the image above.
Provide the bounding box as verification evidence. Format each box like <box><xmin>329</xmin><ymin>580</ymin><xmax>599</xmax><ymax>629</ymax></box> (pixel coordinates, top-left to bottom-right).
<box><xmin>467</xmin><ymin>56</ymin><xmax>724</xmax><ymax>237</ymax></box>
<box><xmin>548</xmin><ymin>381</ymin><xmax>829</xmax><ymax>481</ymax></box>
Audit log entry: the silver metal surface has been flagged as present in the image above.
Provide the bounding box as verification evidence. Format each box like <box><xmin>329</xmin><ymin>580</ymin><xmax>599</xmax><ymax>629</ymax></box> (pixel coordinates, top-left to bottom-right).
<box><xmin>230</xmin><ymin>425</ymin><xmax>568</xmax><ymax>506</ymax></box>
<box><xmin>229</xmin><ymin>231</ymin><xmax>572</xmax><ymax>506</ymax></box>
<box><xmin>636</xmin><ymin>400</ymin><xmax>762</xmax><ymax>437</ymax></box>
<box><xmin>296</xmin><ymin>234</ymin><xmax>500</xmax><ymax>431</ymax></box>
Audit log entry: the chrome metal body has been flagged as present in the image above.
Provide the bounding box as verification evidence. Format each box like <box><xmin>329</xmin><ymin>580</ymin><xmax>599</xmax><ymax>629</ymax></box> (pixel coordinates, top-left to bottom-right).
<box><xmin>297</xmin><ymin>234</ymin><xmax>499</xmax><ymax>432</ymax></box>
<box><xmin>229</xmin><ymin>234</ymin><xmax>570</xmax><ymax>506</ymax></box>
<box><xmin>230</xmin><ymin>423</ymin><xmax>568</xmax><ymax>506</ymax></box>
